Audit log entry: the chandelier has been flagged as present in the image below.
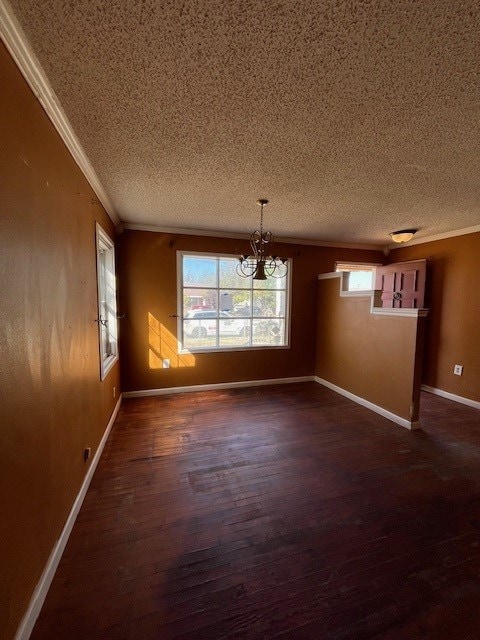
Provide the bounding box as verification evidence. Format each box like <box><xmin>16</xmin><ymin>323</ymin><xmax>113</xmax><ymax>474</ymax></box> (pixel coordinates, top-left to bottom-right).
<box><xmin>237</xmin><ymin>199</ymin><xmax>288</xmax><ymax>280</ymax></box>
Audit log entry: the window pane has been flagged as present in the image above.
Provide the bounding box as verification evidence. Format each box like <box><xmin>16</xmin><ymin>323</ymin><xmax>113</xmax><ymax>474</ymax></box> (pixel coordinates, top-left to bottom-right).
<box><xmin>252</xmin><ymin>290</ymin><xmax>286</xmax><ymax>317</ymax></box>
<box><xmin>96</xmin><ymin>226</ymin><xmax>118</xmax><ymax>379</ymax></box>
<box><xmin>218</xmin><ymin>318</ymin><xmax>251</xmax><ymax>347</ymax></box>
<box><xmin>252</xmin><ymin>319</ymin><xmax>285</xmax><ymax>346</ymax></box>
<box><xmin>179</xmin><ymin>252</ymin><xmax>290</xmax><ymax>352</ymax></box>
<box><xmin>183</xmin><ymin>288</ymin><xmax>218</xmax><ymax>316</ymax></box>
<box><xmin>183</xmin><ymin>319</ymin><xmax>217</xmax><ymax>349</ymax></box>
<box><xmin>219</xmin><ymin>258</ymin><xmax>249</xmax><ymax>289</ymax></box>
<box><xmin>347</xmin><ymin>270</ymin><xmax>373</xmax><ymax>290</ymax></box>
<box><xmin>219</xmin><ymin>289</ymin><xmax>251</xmax><ymax>316</ymax></box>
<box><xmin>183</xmin><ymin>256</ymin><xmax>217</xmax><ymax>287</ymax></box>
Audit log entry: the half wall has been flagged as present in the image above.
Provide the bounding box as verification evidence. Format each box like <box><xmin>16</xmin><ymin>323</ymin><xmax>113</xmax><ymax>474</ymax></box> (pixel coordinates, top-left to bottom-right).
<box><xmin>315</xmin><ymin>273</ymin><xmax>426</xmax><ymax>428</ymax></box>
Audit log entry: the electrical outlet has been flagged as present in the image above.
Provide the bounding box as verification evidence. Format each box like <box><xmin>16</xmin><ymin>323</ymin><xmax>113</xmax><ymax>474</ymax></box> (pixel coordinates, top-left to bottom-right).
<box><xmin>163</xmin><ymin>359</ymin><xmax>170</xmax><ymax>369</ymax></box>
<box><xmin>113</xmin><ymin>386</ymin><xmax>116</xmax><ymax>398</ymax></box>
<box><xmin>83</xmin><ymin>447</ymin><xmax>91</xmax><ymax>462</ymax></box>
<box><xmin>454</xmin><ymin>364</ymin><xmax>463</xmax><ymax>376</ymax></box>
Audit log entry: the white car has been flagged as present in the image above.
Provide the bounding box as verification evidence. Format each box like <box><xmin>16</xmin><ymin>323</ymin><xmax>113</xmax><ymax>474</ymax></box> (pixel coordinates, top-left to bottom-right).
<box><xmin>184</xmin><ymin>310</ymin><xmax>250</xmax><ymax>338</ymax></box>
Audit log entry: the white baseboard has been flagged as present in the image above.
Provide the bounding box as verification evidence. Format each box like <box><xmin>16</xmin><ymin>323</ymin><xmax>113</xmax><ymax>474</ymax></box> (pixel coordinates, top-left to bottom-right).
<box><xmin>421</xmin><ymin>385</ymin><xmax>480</xmax><ymax>410</ymax></box>
<box><xmin>123</xmin><ymin>376</ymin><xmax>315</xmax><ymax>398</ymax></box>
<box><xmin>14</xmin><ymin>394</ymin><xmax>123</xmax><ymax>640</ymax></box>
<box><xmin>314</xmin><ymin>377</ymin><xmax>419</xmax><ymax>430</ymax></box>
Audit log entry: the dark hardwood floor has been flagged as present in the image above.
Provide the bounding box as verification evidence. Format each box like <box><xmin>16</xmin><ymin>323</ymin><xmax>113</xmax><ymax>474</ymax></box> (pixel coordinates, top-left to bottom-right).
<box><xmin>31</xmin><ymin>383</ymin><xmax>480</xmax><ymax>639</ymax></box>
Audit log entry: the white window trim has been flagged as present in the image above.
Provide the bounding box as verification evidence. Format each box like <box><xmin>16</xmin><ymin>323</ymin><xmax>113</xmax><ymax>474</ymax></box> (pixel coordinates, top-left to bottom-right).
<box><xmin>176</xmin><ymin>251</ymin><xmax>292</xmax><ymax>354</ymax></box>
<box><xmin>95</xmin><ymin>223</ymin><xmax>118</xmax><ymax>380</ymax></box>
<box><xmin>335</xmin><ymin>261</ymin><xmax>382</xmax><ymax>291</ymax></box>
<box><xmin>335</xmin><ymin>261</ymin><xmax>383</xmax><ymax>269</ymax></box>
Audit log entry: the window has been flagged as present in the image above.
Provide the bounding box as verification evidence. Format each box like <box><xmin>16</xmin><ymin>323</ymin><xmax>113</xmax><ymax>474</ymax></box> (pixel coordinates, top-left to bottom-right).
<box><xmin>96</xmin><ymin>224</ymin><xmax>118</xmax><ymax>379</ymax></box>
<box><xmin>335</xmin><ymin>262</ymin><xmax>379</xmax><ymax>291</ymax></box>
<box><xmin>178</xmin><ymin>252</ymin><xmax>290</xmax><ymax>352</ymax></box>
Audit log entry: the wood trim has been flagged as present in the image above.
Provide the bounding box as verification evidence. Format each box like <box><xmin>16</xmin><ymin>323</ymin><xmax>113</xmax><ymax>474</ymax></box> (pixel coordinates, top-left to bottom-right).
<box><xmin>0</xmin><ymin>0</ymin><xmax>119</xmax><ymax>226</ymax></box>
<box><xmin>122</xmin><ymin>376</ymin><xmax>315</xmax><ymax>398</ymax></box>
<box><xmin>421</xmin><ymin>385</ymin><xmax>480</xmax><ymax>410</ymax></box>
<box><xmin>14</xmin><ymin>395</ymin><xmax>123</xmax><ymax>640</ymax></box>
<box><xmin>314</xmin><ymin>377</ymin><xmax>420</xmax><ymax>430</ymax></box>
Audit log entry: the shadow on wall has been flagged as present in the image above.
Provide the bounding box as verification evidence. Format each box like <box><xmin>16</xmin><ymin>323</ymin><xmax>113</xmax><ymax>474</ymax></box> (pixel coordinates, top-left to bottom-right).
<box><xmin>148</xmin><ymin>312</ymin><xmax>195</xmax><ymax>369</ymax></box>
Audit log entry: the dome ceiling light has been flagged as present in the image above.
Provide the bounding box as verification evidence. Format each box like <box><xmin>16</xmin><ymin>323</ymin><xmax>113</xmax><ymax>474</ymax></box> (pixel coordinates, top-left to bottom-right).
<box><xmin>389</xmin><ymin>229</ymin><xmax>417</xmax><ymax>244</ymax></box>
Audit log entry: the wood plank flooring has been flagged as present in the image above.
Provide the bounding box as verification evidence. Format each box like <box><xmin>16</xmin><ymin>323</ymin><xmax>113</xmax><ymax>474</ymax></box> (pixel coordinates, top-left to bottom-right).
<box><xmin>31</xmin><ymin>383</ymin><xmax>480</xmax><ymax>639</ymax></box>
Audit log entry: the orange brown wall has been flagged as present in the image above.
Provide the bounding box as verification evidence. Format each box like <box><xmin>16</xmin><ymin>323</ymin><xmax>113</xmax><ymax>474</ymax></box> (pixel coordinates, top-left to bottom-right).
<box><xmin>315</xmin><ymin>277</ymin><xmax>425</xmax><ymax>423</ymax></box>
<box><xmin>0</xmin><ymin>42</ymin><xmax>120</xmax><ymax>639</ymax></box>
<box><xmin>117</xmin><ymin>230</ymin><xmax>384</xmax><ymax>392</ymax></box>
<box><xmin>388</xmin><ymin>232</ymin><xmax>480</xmax><ymax>403</ymax></box>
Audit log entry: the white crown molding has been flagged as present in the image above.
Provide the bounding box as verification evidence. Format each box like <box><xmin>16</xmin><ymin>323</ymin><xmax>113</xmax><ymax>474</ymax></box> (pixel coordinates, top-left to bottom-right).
<box><xmin>0</xmin><ymin>0</ymin><xmax>119</xmax><ymax>226</ymax></box>
<box><xmin>388</xmin><ymin>224</ymin><xmax>480</xmax><ymax>250</ymax></box>
<box><xmin>122</xmin><ymin>223</ymin><xmax>382</xmax><ymax>251</ymax></box>
<box><xmin>122</xmin><ymin>376</ymin><xmax>315</xmax><ymax>398</ymax></box>
<box><xmin>314</xmin><ymin>377</ymin><xmax>420</xmax><ymax>430</ymax></box>
<box><xmin>422</xmin><ymin>385</ymin><xmax>480</xmax><ymax>410</ymax></box>
<box><xmin>14</xmin><ymin>394</ymin><xmax>122</xmax><ymax>640</ymax></box>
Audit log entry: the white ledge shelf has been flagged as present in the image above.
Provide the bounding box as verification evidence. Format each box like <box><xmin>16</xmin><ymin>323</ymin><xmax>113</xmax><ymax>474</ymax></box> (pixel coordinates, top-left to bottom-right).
<box><xmin>318</xmin><ymin>272</ymin><xmax>429</xmax><ymax>318</ymax></box>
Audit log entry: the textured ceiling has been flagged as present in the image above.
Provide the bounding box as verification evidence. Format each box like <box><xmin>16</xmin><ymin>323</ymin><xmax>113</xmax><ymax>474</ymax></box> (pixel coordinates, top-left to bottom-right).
<box><xmin>9</xmin><ymin>0</ymin><xmax>480</xmax><ymax>244</ymax></box>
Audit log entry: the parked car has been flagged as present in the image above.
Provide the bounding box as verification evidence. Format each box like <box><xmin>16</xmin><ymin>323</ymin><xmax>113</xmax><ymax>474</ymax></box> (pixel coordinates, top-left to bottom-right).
<box><xmin>232</xmin><ymin>303</ymin><xmax>262</xmax><ymax>317</ymax></box>
<box><xmin>184</xmin><ymin>310</ymin><xmax>250</xmax><ymax>338</ymax></box>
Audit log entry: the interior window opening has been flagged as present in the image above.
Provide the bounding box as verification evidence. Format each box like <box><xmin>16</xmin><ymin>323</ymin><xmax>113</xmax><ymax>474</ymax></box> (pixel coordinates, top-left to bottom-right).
<box><xmin>335</xmin><ymin>262</ymin><xmax>380</xmax><ymax>291</ymax></box>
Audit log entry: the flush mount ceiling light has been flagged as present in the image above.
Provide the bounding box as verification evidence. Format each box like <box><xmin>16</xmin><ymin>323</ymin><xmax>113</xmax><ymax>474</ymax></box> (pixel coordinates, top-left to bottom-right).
<box><xmin>389</xmin><ymin>229</ymin><xmax>417</xmax><ymax>244</ymax></box>
<box><xmin>237</xmin><ymin>199</ymin><xmax>288</xmax><ymax>280</ymax></box>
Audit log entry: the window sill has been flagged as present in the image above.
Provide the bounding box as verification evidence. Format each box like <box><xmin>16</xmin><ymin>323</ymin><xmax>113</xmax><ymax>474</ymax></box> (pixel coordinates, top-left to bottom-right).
<box><xmin>179</xmin><ymin>345</ymin><xmax>290</xmax><ymax>355</ymax></box>
<box><xmin>340</xmin><ymin>288</ymin><xmax>375</xmax><ymax>297</ymax></box>
<box><xmin>101</xmin><ymin>354</ymin><xmax>118</xmax><ymax>381</ymax></box>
